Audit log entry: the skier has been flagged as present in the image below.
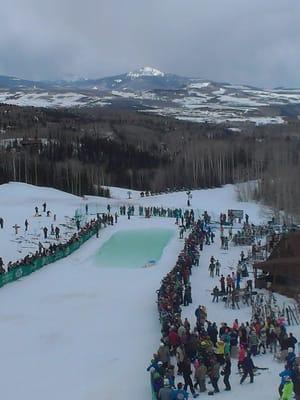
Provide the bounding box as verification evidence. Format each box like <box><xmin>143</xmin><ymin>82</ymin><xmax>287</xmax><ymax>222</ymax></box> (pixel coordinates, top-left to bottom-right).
<box><xmin>212</xmin><ymin>286</ymin><xmax>219</xmax><ymax>303</ymax></box>
<box><xmin>35</xmin><ymin>206</ymin><xmax>39</xmax><ymax>216</ymax></box>
<box><xmin>224</xmin><ymin>236</ymin><xmax>229</xmax><ymax>250</ymax></box>
<box><xmin>43</xmin><ymin>226</ymin><xmax>48</xmax><ymax>239</ymax></box>
<box><xmin>85</xmin><ymin>204</ymin><xmax>88</xmax><ymax>215</ymax></box>
<box><xmin>25</xmin><ymin>219</ymin><xmax>29</xmax><ymax>231</ymax></box>
<box><xmin>209</xmin><ymin>261</ymin><xmax>215</xmax><ymax>278</ymax></box>
<box><xmin>0</xmin><ymin>217</ymin><xmax>3</xmax><ymax>228</ymax></box>
<box><xmin>240</xmin><ymin>251</ymin><xmax>245</xmax><ymax>262</ymax></box>
<box><xmin>43</xmin><ymin>202</ymin><xmax>47</xmax><ymax>212</ymax></box>
<box><xmin>220</xmin><ymin>275</ymin><xmax>226</xmax><ymax>293</ymax></box>
<box><xmin>215</xmin><ymin>260</ymin><xmax>221</xmax><ymax>276</ymax></box>
<box><xmin>55</xmin><ymin>226</ymin><xmax>60</xmax><ymax>239</ymax></box>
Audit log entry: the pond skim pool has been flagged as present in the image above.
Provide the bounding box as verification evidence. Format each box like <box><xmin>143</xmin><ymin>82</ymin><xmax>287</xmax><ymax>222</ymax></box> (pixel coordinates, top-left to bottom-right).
<box><xmin>94</xmin><ymin>229</ymin><xmax>174</xmax><ymax>268</ymax></box>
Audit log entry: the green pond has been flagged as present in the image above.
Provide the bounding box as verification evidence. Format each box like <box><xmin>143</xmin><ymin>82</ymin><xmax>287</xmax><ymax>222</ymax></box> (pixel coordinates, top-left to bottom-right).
<box><xmin>95</xmin><ymin>228</ymin><xmax>174</xmax><ymax>268</ymax></box>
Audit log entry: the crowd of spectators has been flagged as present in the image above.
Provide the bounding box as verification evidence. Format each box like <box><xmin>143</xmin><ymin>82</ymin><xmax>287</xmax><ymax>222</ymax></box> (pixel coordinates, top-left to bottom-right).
<box><xmin>149</xmin><ymin>217</ymin><xmax>300</xmax><ymax>399</ymax></box>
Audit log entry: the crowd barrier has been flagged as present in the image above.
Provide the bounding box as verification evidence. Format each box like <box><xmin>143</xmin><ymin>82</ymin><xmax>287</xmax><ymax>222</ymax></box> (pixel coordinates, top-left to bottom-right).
<box><xmin>0</xmin><ymin>227</ymin><xmax>97</xmax><ymax>289</ymax></box>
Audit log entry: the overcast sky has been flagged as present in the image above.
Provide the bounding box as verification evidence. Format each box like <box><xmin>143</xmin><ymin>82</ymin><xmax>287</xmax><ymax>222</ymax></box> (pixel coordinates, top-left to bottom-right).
<box><xmin>0</xmin><ymin>0</ymin><xmax>299</xmax><ymax>87</ymax></box>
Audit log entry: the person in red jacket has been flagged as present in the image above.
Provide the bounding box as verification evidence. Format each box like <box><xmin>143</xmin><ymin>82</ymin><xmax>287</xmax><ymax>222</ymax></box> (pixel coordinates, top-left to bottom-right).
<box><xmin>168</xmin><ymin>327</ymin><xmax>180</xmax><ymax>355</ymax></box>
<box><xmin>238</xmin><ymin>344</ymin><xmax>246</xmax><ymax>372</ymax></box>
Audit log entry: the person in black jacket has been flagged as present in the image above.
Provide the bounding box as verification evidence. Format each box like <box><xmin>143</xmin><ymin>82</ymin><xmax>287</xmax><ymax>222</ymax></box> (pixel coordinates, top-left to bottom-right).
<box><xmin>222</xmin><ymin>354</ymin><xmax>231</xmax><ymax>391</ymax></box>
<box><xmin>240</xmin><ymin>353</ymin><xmax>255</xmax><ymax>384</ymax></box>
<box><xmin>181</xmin><ymin>357</ymin><xmax>197</xmax><ymax>397</ymax></box>
<box><xmin>287</xmin><ymin>333</ymin><xmax>298</xmax><ymax>352</ymax></box>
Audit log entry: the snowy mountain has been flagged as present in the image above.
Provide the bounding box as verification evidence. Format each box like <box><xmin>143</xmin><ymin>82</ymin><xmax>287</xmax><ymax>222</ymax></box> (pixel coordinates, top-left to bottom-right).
<box><xmin>127</xmin><ymin>66</ymin><xmax>165</xmax><ymax>78</ymax></box>
<box><xmin>1</xmin><ymin>68</ymin><xmax>300</xmax><ymax>126</ymax></box>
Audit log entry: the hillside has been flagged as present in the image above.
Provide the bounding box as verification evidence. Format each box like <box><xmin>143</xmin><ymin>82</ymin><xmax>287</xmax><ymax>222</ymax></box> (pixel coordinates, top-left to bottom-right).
<box><xmin>1</xmin><ymin>67</ymin><xmax>300</xmax><ymax>126</ymax></box>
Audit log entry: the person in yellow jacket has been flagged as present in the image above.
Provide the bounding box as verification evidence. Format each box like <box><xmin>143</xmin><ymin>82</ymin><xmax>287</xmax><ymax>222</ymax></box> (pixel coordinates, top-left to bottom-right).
<box><xmin>281</xmin><ymin>376</ymin><xmax>294</xmax><ymax>400</ymax></box>
<box><xmin>215</xmin><ymin>340</ymin><xmax>225</xmax><ymax>356</ymax></box>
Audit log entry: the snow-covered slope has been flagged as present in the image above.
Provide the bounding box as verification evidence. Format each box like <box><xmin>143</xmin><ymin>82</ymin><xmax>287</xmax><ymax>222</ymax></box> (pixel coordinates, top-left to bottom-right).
<box><xmin>1</xmin><ymin>182</ymin><xmax>298</xmax><ymax>400</ymax></box>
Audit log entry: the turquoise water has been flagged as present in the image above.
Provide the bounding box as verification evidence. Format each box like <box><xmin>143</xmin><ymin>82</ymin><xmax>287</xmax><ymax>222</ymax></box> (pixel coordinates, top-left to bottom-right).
<box><xmin>95</xmin><ymin>229</ymin><xmax>174</xmax><ymax>268</ymax></box>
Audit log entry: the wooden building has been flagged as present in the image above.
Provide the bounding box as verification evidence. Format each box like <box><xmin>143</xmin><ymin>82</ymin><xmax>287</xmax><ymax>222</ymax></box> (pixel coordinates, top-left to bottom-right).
<box><xmin>254</xmin><ymin>232</ymin><xmax>300</xmax><ymax>297</ymax></box>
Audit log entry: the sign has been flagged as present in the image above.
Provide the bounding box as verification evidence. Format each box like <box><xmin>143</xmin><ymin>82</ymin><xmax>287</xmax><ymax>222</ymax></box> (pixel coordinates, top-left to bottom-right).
<box><xmin>228</xmin><ymin>209</ymin><xmax>244</xmax><ymax>220</ymax></box>
<box><xmin>15</xmin><ymin>268</ymin><xmax>23</xmax><ymax>279</ymax></box>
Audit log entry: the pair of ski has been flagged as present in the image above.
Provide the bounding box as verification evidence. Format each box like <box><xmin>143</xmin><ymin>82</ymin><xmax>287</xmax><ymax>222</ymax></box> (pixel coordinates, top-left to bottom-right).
<box><xmin>286</xmin><ymin>305</ymin><xmax>299</xmax><ymax>325</ymax></box>
<box><xmin>236</xmin><ymin>367</ymin><xmax>269</xmax><ymax>376</ymax></box>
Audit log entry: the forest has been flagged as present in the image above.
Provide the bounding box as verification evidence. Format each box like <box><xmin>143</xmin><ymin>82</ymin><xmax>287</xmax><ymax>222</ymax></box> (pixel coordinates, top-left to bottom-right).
<box><xmin>1</xmin><ymin>104</ymin><xmax>300</xmax><ymax>219</ymax></box>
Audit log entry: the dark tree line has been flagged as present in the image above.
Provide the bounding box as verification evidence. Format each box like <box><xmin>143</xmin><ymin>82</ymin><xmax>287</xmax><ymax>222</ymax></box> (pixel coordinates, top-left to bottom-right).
<box><xmin>1</xmin><ymin>103</ymin><xmax>300</xmax><ymax>222</ymax></box>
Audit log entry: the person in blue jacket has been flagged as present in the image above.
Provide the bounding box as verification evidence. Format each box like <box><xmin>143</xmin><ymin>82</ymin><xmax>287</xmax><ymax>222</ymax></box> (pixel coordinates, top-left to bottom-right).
<box><xmin>279</xmin><ymin>365</ymin><xmax>293</xmax><ymax>396</ymax></box>
<box><xmin>172</xmin><ymin>382</ymin><xmax>189</xmax><ymax>400</ymax></box>
<box><xmin>286</xmin><ymin>348</ymin><xmax>296</xmax><ymax>369</ymax></box>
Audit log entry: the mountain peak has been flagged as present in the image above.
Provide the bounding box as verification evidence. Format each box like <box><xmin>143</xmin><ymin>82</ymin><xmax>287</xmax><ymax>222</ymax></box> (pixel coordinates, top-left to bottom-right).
<box><xmin>127</xmin><ymin>66</ymin><xmax>165</xmax><ymax>79</ymax></box>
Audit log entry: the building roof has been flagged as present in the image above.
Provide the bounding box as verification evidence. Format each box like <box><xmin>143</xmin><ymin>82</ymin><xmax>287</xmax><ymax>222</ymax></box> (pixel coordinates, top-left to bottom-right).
<box><xmin>269</xmin><ymin>232</ymin><xmax>300</xmax><ymax>259</ymax></box>
<box><xmin>255</xmin><ymin>232</ymin><xmax>300</xmax><ymax>278</ymax></box>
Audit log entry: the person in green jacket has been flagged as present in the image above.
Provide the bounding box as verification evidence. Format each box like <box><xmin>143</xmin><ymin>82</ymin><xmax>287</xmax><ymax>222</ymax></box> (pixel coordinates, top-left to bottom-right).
<box><xmin>281</xmin><ymin>376</ymin><xmax>294</xmax><ymax>400</ymax></box>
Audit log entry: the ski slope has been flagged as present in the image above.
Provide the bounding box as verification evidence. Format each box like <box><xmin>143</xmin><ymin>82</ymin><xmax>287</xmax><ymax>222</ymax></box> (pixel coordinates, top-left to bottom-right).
<box><xmin>0</xmin><ymin>182</ymin><xmax>299</xmax><ymax>400</ymax></box>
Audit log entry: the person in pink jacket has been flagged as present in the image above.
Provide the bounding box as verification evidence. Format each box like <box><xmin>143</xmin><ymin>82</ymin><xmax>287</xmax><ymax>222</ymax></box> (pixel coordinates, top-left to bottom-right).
<box><xmin>238</xmin><ymin>345</ymin><xmax>246</xmax><ymax>371</ymax></box>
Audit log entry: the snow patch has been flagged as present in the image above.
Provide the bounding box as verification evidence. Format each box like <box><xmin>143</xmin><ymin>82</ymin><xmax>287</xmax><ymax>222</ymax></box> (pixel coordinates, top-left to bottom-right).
<box><xmin>127</xmin><ymin>66</ymin><xmax>165</xmax><ymax>78</ymax></box>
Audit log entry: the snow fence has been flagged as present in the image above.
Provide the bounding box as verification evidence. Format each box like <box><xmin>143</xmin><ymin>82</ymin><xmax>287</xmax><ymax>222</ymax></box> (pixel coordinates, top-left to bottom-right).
<box><xmin>0</xmin><ymin>227</ymin><xmax>97</xmax><ymax>289</ymax></box>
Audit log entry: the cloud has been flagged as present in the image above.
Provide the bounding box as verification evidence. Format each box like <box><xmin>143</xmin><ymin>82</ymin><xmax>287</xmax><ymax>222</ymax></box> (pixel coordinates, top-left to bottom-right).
<box><xmin>0</xmin><ymin>0</ymin><xmax>299</xmax><ymax>87</ymax></box>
